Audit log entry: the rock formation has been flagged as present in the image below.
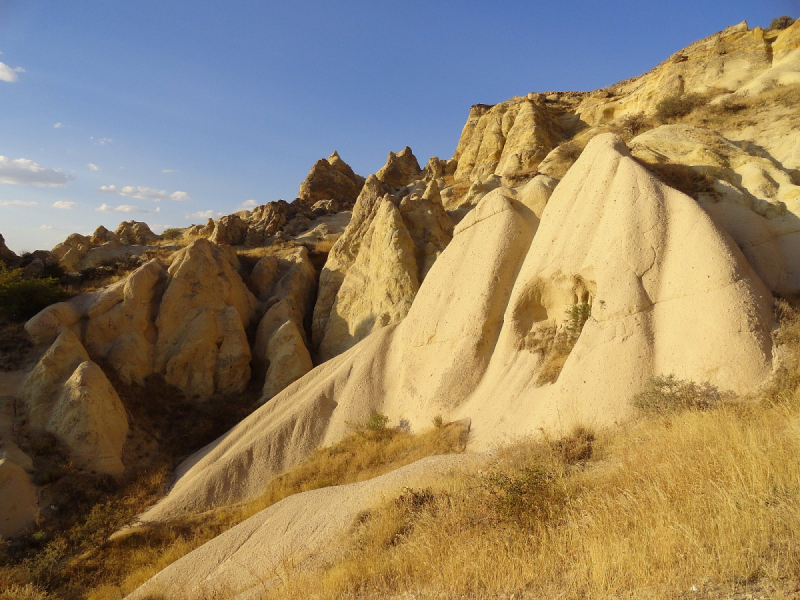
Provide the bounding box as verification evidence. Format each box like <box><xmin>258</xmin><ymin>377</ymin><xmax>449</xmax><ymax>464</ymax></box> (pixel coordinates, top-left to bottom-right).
<box><xmin>0</xmin><ymin>396</ymin><xmax>37</xmax><ymax>537</ymax></box>
<box><xmin>27</xmin><ymin>239</ymin><xmax>257</xmax><ymax>400</ymax></box>
<box><xmin>298</xmin><ymin>151</ymin><xmax>365</xmax><ymax>205</ymax></box>
<box><xmin>0</xmin><ymin>233</ymin><xmax>19</xmax><ymax>266</ymax></box>
<box><xmin>115</xmin><ymin>221</ymin><xmax>160</xmax><ymax>245</ymax></box>
<box><xmin>19</xmin><ymin>330</ymin><xmax>129</xmax><ymax>476</ymax></box>
<box><xmin>629</xmin><ymin>124</ymin><xmax>800</xmax><ymax>294</ymax></box>
<box><xmin>376</xmin><ymin>146</ymin><xmax>422</xmax><ymax>188</ymax></box>
<box><xmin>252</xmin><ymin>247</ymin><xmax>317</xmax><ymax>402</ymax></box>
<box><xmin>138</xmin><ymin>133</ymin><xmax>773</xmax><ymax>523</ymax></box>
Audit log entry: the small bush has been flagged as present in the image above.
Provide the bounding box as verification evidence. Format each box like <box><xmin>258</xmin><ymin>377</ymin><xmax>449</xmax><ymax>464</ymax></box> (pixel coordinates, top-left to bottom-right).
<box><xmin>536</xmin><ymin>302</ymin><xmax>592</xmax><ymax>385</ymax></box>
<box><xmin>633</xmin><ymin>374</ymin><xmax>722</xmax><ymax>414</ymax></box>
<box><xmin>432</xmin><ymin>414</ymin><xmax>444</xmax><ymax>428</ymax></box>
<box><xmin>655</xmin><ymin>92</ymin><xmax>706</xmax><ymax>122</ymax></box>
<box><xmin>769</xmin><ymin>15</ymin><xmax>795</xmax><ymax>30</ymax></box>
<box><xmin>0</xmin><ymin>266</ymin><xmax>69</xmax><ymax>322</ymax></box>
<box><xmin>637</xmin><ymin>160</ymin><xmax>718</xmax><ymax>201</ymax></box>
<box><xmin>160</xmin><ymin>228</ymin><xmax>184</xmax><ymax>240</ymax></box>
<box><xmin>618</xmin><ymin>112</ymin><xmax>652</xmax><ymax>138</ymax></box>
<box><xmin>365</xmin><ymin>412</ymin><xmax>390</xmax><ymax>433</ymax></box>
<box><xmin>482</xmin><ymin>466</ymin><xmax>561</xmax><ymax>525</ymax></box>
<box><xmin>557</xmin><ymin>139</ymin><xmax>583</xmax><ymax>162</ymax></box>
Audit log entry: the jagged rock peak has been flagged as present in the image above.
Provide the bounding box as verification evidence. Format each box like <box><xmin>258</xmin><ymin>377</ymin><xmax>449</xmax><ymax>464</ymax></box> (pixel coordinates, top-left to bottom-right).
<box><xmin>376</xmin><ymin>146</ymin><xmax>422</xmax><ymax>187</ymax></box>
<box><xmin>297</xmin><ymin>151</ymin><xmax>365</xmax><ymax>206</ymax></box>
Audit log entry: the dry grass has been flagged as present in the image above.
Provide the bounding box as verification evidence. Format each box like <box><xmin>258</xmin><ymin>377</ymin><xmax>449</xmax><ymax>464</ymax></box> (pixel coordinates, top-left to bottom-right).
<box><xmin>258</xmin><ymin>303</ymin><xmax>800</xmax><ymax>600</ymax></box>
<box><xmin>264</xmin><ymin>406</ymin><xmax>800</xmax><ymax>600</ymax></box>
<box><xmin>0</xmin><ymin>418</ymin><xmax>468</xmax><ymax>600</ymax></box>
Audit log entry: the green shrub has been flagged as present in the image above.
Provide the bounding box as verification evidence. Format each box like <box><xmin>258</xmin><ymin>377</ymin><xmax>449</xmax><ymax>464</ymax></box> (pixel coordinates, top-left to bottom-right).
<box><xmin>618</xmin><ymin>112</ymin><xmax>652</xmax><ymax>138</ymax></box>
<box><xmin>366</xmin><ymin>412</ymin><xmax>390</xmax><ymax>433</ymax></box>
<box><xmin>0</xmin><ymin>266</ymin><xmax>68</xmax><ymax>322</ymax></box>
<box><xmin>633</xmin><ymin>374</ymin><xmax>722</xmax><ymax>414</ymax></box>
<box><xmin>160</xmin><ymin>228</ymin><xmax>184</xmax><ymax>240</ymax></box>
<box><xmin>769</xmin><ymin>15</ymin><xmax>795</xmax><ymax>30</ymax></box>
<box><xmin>655</xmin><ymin>92</ymin><xmax>706</xmax><ymax>121</ymax></box>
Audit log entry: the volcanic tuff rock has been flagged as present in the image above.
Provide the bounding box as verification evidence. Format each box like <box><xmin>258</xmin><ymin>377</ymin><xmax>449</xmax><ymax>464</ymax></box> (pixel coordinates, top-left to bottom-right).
<box><xmin>376</xmin><ymin>146</ymin><xmax>422</xmax><ymax>187</ymax></box>
<box><xmin>0</xmin><ymin>396</ymin><xmax>37</xmax><ymax>537</ymax></box>
<box><xmin>318</xmin><ymin>198</ymin><xmax>419</xmax><ymax>361</ymax></box>
<box><xmin>453</xmin><ymin>95</ymin><xmax>567</xmax><ymax>184</ymax></box>
<box><xmin>115</xmin><ymin>220</ymin><xmax>160</xmax><ymax>245</ymax></box>
<box><xmin>252</xmin><ymin>247</ymin><xmax>317</xmax><ymax>401</ymax></box>
<box><xmin>154</xmin><ymin>240</ymin><xmax>257</xmax><ymax>398</ymax></box>
<box><xmin>311</xmin><ymin>167</ymin><xmax>455</xmax><ymax>361</ymax></box>
<box><xmin>19</xmin><ymin>330</ymin><xmax>129</xmax><ymax>476</ymax></box>
<box><xmin>26</xmin><ymin>240</ymin><xmax>257</xmax><ymax>400</ymax></box>
<box><xmin>138</xmin><ymin>134</ymin><xmax>773</xmax><ymax>523</ymax></box>
<box><xmin>130</xmin><ymin>453</ymin><xmax>478</xmax><ymax>600</ymax></box>
<box><xmin>298</xmin><ymin>151</ymin><xmax>365</xmax><ymax>205</ymax></box>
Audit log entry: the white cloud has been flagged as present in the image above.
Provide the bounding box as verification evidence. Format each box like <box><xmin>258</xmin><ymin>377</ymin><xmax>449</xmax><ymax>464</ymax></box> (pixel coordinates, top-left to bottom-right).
<box><xmin>40</xmin><ymin>225</ymin><xmax>65</xmax><ymax>231</ymax></box>
<box><xmin>53</xmin><ymin>200</ymin><xmax>76</xmax><ymax>209</ymax></box>
<box><xmin>0</xmin><ymin>200</ymin><xmax>38</xmax><ymax>207</ymax></box>
<box><xmin>161</xmin><ymin>169</ymin><xmax>176</xmax><ymax>174</ymax></box>
<box><xmin>53</xmin><ymin>122</ymin><xmax>63</xmax><ymax>129</ymax></box>
<box><xmin>0</xmin><ymin>156</ymin><xmax>72</xmax><ymax>186</ymax></box>
<box><xmin>185</xmin><ymin>209</ymin><xmax>223</xmax><ymax>220</ymax></box>
<box><xmin>99</xmin><ymin>184</ymin><xmax>191</xmax><ymax>202</ymax></box>
<box><xmin>97</xmin><ymin>137</ymin><xmax>112</xmax><ymax>146</ymax></box>
<box><xmin>0</xmin><ymin>62</ymin><xmax>22</xmax><ymax>83</ymax></box>
<box><xmin>87</xmin><ymin>163</ymin><xmax>100</xmax><ymax>171</ymax></box>
<box><xmin>239</xmin><ymin>199</ymin><xmax>258</xmax><ymax>210</ymax></box>
<box><xmin>97</xmin><ymin>203</ymin><xmax>160</xmax><ymax>214</ymax></box>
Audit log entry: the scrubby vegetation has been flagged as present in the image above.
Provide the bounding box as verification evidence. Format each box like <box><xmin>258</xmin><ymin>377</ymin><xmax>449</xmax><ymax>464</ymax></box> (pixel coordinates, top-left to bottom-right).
<box><xmin>770</xmin><ymin>15</ymin><xmax>795</xmax><ymax>30</ymax></box>
<box><xmin>534</xmin><ymin>301</ymin><xmax>592</xmax><ymax>385</ymax></box>
<box><xmin>0</xmin><ymin>266</ymin><xmax>69</xmax><ymax>323</ymax></box>
<box><xmin>655</xmin><ymin>92</ymin><xmax>707</xmax><ymax>122</ymax></box>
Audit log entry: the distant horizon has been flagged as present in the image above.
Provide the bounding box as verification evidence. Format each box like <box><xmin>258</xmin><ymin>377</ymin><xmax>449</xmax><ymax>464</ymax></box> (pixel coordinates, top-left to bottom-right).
<box><xmin>1</xmin><ymin>0</ymin><xmax>796</xmax><ymax>253</ymax></box>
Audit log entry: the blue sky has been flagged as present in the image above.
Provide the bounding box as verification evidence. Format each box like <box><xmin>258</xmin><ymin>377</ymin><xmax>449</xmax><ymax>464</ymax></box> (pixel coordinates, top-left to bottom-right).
<box><xmin>0</xmin><ymin>0</ymin><xmax>796</xmax><ymax>253</ymax></box>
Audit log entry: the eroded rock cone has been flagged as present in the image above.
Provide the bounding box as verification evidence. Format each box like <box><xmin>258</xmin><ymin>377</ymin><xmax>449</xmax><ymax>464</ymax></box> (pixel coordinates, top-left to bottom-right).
<box><xmin>298</xmin><ymin>151</ymin><xmax>365</xmax><ymax>206</ymax></box>
<box><xmin>115</xmin><ymin>220</ymin><xmax>160</xmax><ymax>245</ymax></box>
<box><xmin>376</xmin><ymin>146</ymin><xmax>422</xmax><ymax>188</ymax></box>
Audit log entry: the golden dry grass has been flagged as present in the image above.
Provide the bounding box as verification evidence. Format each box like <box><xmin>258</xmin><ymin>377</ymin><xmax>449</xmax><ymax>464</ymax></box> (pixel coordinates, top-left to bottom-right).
<box><xmin>257</xmin><ymin>307</ymin><xmax>800</xmax><ymax>600</ymax></box>
<box><xmin>8</xmin><ymin>419</ymin><xmax>465</xmax><ymax>600</ymax></box>
<box><xmin>263</xmin><ymin>404</ymin><xmax>800</xmax><ymax>600</ymax></box>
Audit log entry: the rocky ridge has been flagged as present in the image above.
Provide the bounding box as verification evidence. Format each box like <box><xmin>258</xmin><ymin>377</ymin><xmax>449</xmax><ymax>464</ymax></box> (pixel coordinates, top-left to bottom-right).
<box><xmin>0</xmin><ymin>22</ymin><xmax>797</xmax><ymax>591</ymax></box>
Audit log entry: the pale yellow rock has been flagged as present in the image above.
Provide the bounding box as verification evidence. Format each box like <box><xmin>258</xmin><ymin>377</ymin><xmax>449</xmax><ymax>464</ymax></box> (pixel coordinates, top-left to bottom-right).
<box><xmin>139</xmin><ymin>134</ymin><xmax>772</xmax><ymax>524</ymax></box>
<box><xmin>630</xmin><ymin>124</ymin><xmax>800</xmax><ymax>294</ymax></box>
<box><xmin>48</xmin><ymin>361</ymin><xmax>129</xmax><ymax>476</ymax></box>
<box><xmin>0</xmin><ymin>397</ymin><xmax>37</xmax><ymax>538</ymax></box>
<box><xmin>115</xmin><ymin>220</ymin><xmax>159</xmax><ymax>245</ymax></box>
<box><xmin>312</xmin><ymin>175</ymin><xmax>388</xmax><ymax>353</ymax></box>
<box><xmin>155</xmin><ymin>239</ymin><xmax>257</xmax><ymax>399</ymax></box>
<box><xmin>90</xmin><ymin>225</ymin><xmax>118</xmax><ymax>245</ymax></box>
<box><xmin>398</xmin><ymin>181</ymin><xmax>454</xmax><ymax>280</ymax></box>
<box><xmin>210</xmin><ymin>214</ymin><xmax>249</xmax><ymax>246</ymax></box>
<box><xmin>20</xmin><ymin>330</ymin><xmax>90</xmax><ymax>430</ymax></box>
<box><xmin>454</xmin><ymin>97</ymin><xmax>563</xmax><ymax>183</ymax></box>
<box><xmin>249</xmin><ymin>256</ymin><xmax>281</xmax><ymax>301</ymax></box>
<box><xmin>261</xmin><ymin>320</ymin><xmax>314</xmax><ymax>402</ymax></box>
<box><xmin>83</xmin><ymin>260</ymin><xmax>166</xmax><ymax>384</ymax></box>
<box><xmin>318</xmin><ymin>199</ymin><xmax>419</xmax><ymax>361</ymax></box>
<box><xmin>376</xmin><ymin>146</ymin><xmax>421</xmax><ymax>187</ymax></box>
<box><xmin>129</xmin><ymin>454</ymin><xmax>477</xmax><ymax>600</ymax></box>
